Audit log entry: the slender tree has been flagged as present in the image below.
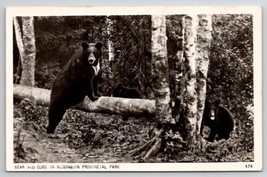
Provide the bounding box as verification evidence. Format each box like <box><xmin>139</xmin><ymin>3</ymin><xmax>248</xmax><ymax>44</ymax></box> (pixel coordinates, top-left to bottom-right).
<box><xmin>13</xmin><ymin>18</ymin><xmax>24</xmax><ymax>60</ymax></box>
<box><xmin>106</xmin><ymin>16</ymin><xmax>115</xmax><ymax>62</ymax></box>
<box><xmin>167</xmin><ymin>15</ymin><xmax>185</xmax><ymax>123</ymax></box>
<box><xmin>143</xmin><ymin>14</ymin><xmax>175</xmax><ymax>158</ymax></box>
<box><xmin>151</xmin><ymin>15</ymin><xmax>174</xmax><ymax>125</ymax></box>
<box><xmin>174</xmin><ymin>16</ymin><xmax>185</xmax><ymax>103</ymax></box>
<box><xmin>183</xmin><ymin>15</ymin><xmax>198</xmax><ymax>148</ymax></box>
<box><xmin>14</xmin><ymin>16</ymin><xmax>36</xmax><ymax>87</ymax></box>
<box><xmin>102</xmin><ymin>16</ymin><xmax>115</xmax><ymax>92</ymax></box>
<box><xmin>13</xmin><ymin>18</ymin><xmax>23</xmax><ymax>84</ymax></box>
<box><xmin>195</xmin><ymin>15</ymin><xmax>212</xmax><ymax>142</ymax></box>
<box><xmin>127</xmin><ymin>15</ymin><xmax>174</xmax><ymax>159</ymax></box>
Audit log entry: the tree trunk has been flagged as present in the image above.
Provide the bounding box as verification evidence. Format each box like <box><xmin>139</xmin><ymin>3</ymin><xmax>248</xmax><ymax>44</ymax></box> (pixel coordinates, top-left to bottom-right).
<box><xmin>176</xmin><ymin>16</ymin><xmax>185</xmax><ymax>97</ymax></box>
<box><xmin>151</xmin><ymin>15</ymin><xmax>174</xmax><ymax>125</ymax></box>
<box><xmin>13</xmin><ymin>84</ymin><xmax>156</xmax><ymax>117</ymax></box>
<box><xmin>102</xmin><ymin>16</ymin><xmax>115</xmax><ymax>92</ymax></box>
<box><xmin>13</xmin><ymin>17</ymin><xmax>24</xmax><ymax>61</ymax></box>
<box><xmin>106</xmin><ymin>16</ymin><xmax>115</xmax><ymax>62</ymax></box>
<box><xmin>129</xmin><ymin>15</ymin><xmax>175</xmax><ymax>159</ymax></box>
<box><xmin>195</xmin><ymin>15</ymin><xmax>212</xmax><ymax>141</ymax></box>
<box><xmin>173</xmin><ymin>15</ymin><xmax>185</xmax><ymax>122</ymax></box>
<box><xmin>183</xmin><ymin>15</ymin><xmax>198</xmax><ymax>149</ymax></box>
<box><xmin>13</xmin><ymin>17</ymin><xmax>24</xmax><ymax>83</ymax></box>
<box><xmin>19</xmin><ymin>17</ymin><xmax>36</xmax><ymax>87</ymax></box>
<box><xmin>128</xmin><ymin>15</ymin><xmax>174</xmax><ymax>159</ymax></box>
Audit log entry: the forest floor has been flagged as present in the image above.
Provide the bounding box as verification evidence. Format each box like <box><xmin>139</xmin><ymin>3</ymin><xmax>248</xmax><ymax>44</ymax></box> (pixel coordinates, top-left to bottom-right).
<box><xmin>12</xmin><ymin>99</ymin><xmax>254</xmax><ymax>163</ymax></box>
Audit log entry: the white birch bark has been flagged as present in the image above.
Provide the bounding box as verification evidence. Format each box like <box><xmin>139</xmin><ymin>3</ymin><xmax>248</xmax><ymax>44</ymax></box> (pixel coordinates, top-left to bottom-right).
<box><xmin>151</xmin><ymin>15</ymin><xmax>174</xmax><ymax>124</ymax></box>
<box><xmin>13</xmin><ymin>17</ymin><xmax>24</xmax><ymax>64</ymax></box>
<box><xmin>17</xmin><ymin>17</ymin><xmax>36</xmax><ymax>87</ymax></box>
<box><xmin>106</xmin><ymin>16</ymin><xmax>114</xmax><ymax>62</ymax></box>
<box><xmin>196</xmin><ymin>15</ymin><xmax>212</xmax><ymax>138</ymax></box>
<box><xmin>183</xmin><ymin>15</ymin><xmax>198</xmax><ymax>147</ymax></box>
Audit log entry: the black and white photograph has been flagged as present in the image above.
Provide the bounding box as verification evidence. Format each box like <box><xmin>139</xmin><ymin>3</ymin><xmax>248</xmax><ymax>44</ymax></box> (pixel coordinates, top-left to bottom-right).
<box><xmin>6</xmin><ymin>6</ymin><xmax>262</xmax><ymax>171</ymax></box>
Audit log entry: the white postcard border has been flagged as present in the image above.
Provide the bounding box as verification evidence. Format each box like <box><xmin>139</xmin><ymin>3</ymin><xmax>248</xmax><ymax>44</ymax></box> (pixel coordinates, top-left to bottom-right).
<box><xmin>6</xmin><ymin>6</ymin><xmax>262</xmax><ymax>171</ymax></box>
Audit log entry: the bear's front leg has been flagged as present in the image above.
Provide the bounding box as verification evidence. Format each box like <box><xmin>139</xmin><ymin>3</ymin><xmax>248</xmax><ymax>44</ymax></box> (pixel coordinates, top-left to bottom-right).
<box><xmin>207</xmin><ymin>129</ymin><xmax>216</xmax><ymax>142</ymax></box>
<box><xmin>200</xmin><ymin>122</ymin><xmax>204</xmax><ymax>136</ymax></box>
<box><xmin>47</xmin><ymin>104</ymin><xmax>66</xmax><ymax>134</ymax></box>
<box><xmin>87</xmin><ymin>78</ymin><xmax>99</xmax><ymax>102</ymax></box>
<box><xmin>92</xmin><ymin>74</ymin><xmax>100</xmax><ymax>97</ymax></box>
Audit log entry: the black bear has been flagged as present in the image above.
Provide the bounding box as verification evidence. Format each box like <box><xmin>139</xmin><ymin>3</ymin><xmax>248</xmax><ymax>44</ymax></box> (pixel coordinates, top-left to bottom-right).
<box><xmin>201</xmin><ymin>99</ymin><xmax>234</xmax><ymax>142</ymax></box>
<box><xmin>112</xmin><ymin>84</ymin><xmax>141</xmax><ymax>99</ymax></box>
<box><xmin>47</xmin><ymin>42</ymin><xmax>102</xmax><ymax>134</ymax></box>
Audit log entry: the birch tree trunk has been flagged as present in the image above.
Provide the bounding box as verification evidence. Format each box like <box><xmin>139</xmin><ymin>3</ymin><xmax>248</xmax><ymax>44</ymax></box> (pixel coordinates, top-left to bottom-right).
<box><xmin>183</xmin><ymin>15</ymin><xmax>198</xmax><ymax>148</ymax></box>
<box><xmin>106</xmin><ymin>16</ymin><xmax>115</xmax><ymax>62</ymax></box>
<box><xmin>104</xmin><ymin>16</ymin><xmax>115</xmax><ymax>85</ymax></box>
<box><xmin>128</xmin><ymin>15</ymin><xmax>174</xmax><ymax>159</ymax></box>
<box><xmin>13</xmin><ymin>17</ymin><xmax>24</xmax><ymax>60</ymax></box>
<box><xmin>173</xmin><ymin>16</ymin><xmax>185</xmax><ymax>122</ymax></box>
<box><xmin>15</xmin><ymin>17</ymin><xmax>36</xmax><ymax>87</ymax></box>
<box><xmin>151</xmin><ymin>15</ymin><xmax>174</xmax><ymax>125</ymax></box>
<box><xmin>195</xmin><ymin>15</ymin><xmax>212</xmax><ymax>141</ymax></box>
<box><xmin>175</xmin><ymin>16</ymin><xmax>185</xmax><ymax>99</ymax></box>
<box><xmin>138</xmin><ymin>15</ymin><xmax>174</xmax><ymax>159</ymax></box>
<box><xmin>13</xmin><ymin>18</ymin><xmax>24</xmax><ymax>83</ymax></box>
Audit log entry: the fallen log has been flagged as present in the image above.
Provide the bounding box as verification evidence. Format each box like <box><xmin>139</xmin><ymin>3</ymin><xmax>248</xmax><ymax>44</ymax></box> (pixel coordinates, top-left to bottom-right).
<box><xmin>13</xmin><ymin>84</ymin><xmax>156</xmax><ymax>117</ymax></box>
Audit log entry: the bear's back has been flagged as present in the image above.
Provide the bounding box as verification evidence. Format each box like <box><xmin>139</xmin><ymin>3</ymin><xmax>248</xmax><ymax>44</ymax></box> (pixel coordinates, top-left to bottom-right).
<box><xmin>217</xmin><ymin>105</ymin><xmax>234</xmax><ymax>132</ymax></box>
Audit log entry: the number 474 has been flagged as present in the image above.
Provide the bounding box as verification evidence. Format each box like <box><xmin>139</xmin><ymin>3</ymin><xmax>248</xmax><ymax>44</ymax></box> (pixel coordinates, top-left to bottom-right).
<box><xmin>245</xmin><ymin>164</ymin><xmax>253</xmax><ymax>168</ymax></box>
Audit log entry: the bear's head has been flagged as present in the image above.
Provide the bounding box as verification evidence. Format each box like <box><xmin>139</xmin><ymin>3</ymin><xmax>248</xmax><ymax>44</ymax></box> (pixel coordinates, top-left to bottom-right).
<box><xmin>203</xmin><ymin>99</ymin><xmax>220</xmax><ymax>121</ymax></box>
<box><xmin>82</xmin><ymin>42</ymin><xmax>102</xmax><ymax>66</ymax></box>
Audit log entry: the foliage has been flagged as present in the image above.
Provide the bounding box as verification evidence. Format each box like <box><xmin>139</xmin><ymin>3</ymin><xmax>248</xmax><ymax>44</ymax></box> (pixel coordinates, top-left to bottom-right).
<box><xmin>208</xmin><ymin>14</ymin><xmax>253</xmax><ymax>112</ymax></box>
<box><xmin>107</xmin><ymin>15</ymin><xmax>153</xmax><ymax>98</ymax></box>
<box><xmin>14</xmin><ymin>99</ymin><xmax>253</xmax><ymax>162</ymax></box>
<box><xmin>207</xmin><ymin>14</ymin><xmax>254</xmax><ymax>156</ymax></box>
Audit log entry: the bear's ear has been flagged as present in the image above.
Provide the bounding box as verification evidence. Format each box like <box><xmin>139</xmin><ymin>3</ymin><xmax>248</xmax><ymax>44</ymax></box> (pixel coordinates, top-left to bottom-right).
<box><xmin>82</xmin><ymin>42</ymin><xmax>89</xmax><ymax>50</ymax></box>
<box><xmin>95</xmin><ymin>42</ymin><xmax>102</xmax><ymax>50</ymax></box>
<box><xmin>213</xmin><ymin>99</ymin><xmax>221</xmax><ymax>106</ymax></box>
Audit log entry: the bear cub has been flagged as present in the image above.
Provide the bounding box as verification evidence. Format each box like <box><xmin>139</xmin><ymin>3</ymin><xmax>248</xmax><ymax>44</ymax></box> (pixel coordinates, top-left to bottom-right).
<box><xmin>47</xmin><ymin>42</ymin><xmax>102</xmax><ymax>134</ymax></box>
<box><xmin>112</xmin><ymin>84</ymin><xmax>141</xmax><ymax>99</ymax></box>
<box><xmin>201</xmin><ymin>99</ymin><xmax>234</xmax><ymax>142</ymax></box>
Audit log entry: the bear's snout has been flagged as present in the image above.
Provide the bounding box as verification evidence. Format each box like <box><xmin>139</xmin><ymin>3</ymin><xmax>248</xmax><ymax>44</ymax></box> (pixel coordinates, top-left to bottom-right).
<box><xmin>210</xmin><ymin>110</ymin><xmax>215</xmax><ymax>120</ymax></box>
<box><xmin>88</xmin><ymin>59</ymin><xmax>95</xmax><ymax>64</ymax></box>
<box><xmin>88</xmin><ymin>54</ymin><xmax>96</xmax><ymax>64</ymax></box>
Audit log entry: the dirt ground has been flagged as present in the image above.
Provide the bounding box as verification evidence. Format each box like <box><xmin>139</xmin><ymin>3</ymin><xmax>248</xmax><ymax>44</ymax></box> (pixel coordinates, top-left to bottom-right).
<box><xmin>13</xmin><ymin>101</ymin><xmax>152</xmax><ymax>163</ymax></box>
